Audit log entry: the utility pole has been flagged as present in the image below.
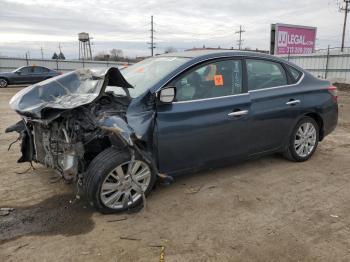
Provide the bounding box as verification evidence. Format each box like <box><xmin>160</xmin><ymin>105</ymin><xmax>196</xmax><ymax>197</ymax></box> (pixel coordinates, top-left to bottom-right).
<box><xmin>235</xmin><ymin>25</ymin><xmax>245</xmax><ymax>50</ymax></box>
<box><xmin>58</xmin><ymin>42</ymin><xmax>62</xmax><ymax>54</ymax></box>
<box><xmin>40</xmin><ymin>46</ymin><xmax>44</xmax><ymax>60</ymax></box>
<box><xmin>148</xmin><ymin>15</ymin><xmax>156</xmax><ymax>56</ymax></box>
<box><xmin>341</xmin><ymin>0</ymin><xmax>350</xmax><ymax>51</ymax></box>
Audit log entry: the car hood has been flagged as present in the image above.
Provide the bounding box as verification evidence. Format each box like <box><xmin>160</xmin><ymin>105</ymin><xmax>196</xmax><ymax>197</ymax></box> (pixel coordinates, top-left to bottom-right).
<box><xmin>0</xmin><ymin>72</ymin><xmax>14</xmax><ymax>77</ymax></box>
<box><xmin>9</xmin><ymin>67</ymin><xmax>132</xmax><ymax>119</ymax></box>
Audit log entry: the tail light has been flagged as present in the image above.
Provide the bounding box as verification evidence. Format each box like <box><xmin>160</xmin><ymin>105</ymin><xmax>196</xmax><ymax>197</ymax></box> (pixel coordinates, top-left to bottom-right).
<box><xmin>328</xmin><ymin>85</ymin><xmax>338</xmax><ymax>102</ymax></box>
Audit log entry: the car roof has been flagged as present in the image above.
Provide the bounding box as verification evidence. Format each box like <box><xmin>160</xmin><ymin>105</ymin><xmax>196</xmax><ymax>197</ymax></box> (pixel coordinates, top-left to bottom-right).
<box><xmin>157</xmin><ymin>49</ymin><xmax>304</xmax><ymax>72</ymax></box>
<box><xmin>158</xmin><ymin>49</ymin><xmax>271</xmax><ymax>59</ymax></box>
<box><xmin>160</xmin><ymin>49</ymin><xmax>302</xmax><ymax>65</ymax></box>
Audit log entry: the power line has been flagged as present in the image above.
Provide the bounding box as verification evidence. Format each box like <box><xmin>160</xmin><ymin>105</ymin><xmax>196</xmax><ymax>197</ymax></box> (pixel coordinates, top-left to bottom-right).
<box><xmin>340</xmin><ymin>0</ymin><xmax>350</xmax><ymax>51</ymax></box>
<box><xmin>235</xmin><ymin>25</ymin><xmax>245</xmax><ymax>50</ymax></box>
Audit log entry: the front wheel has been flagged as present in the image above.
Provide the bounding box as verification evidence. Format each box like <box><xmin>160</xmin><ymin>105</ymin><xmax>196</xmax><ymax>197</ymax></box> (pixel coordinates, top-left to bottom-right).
<box><xmin>0</xmin><ymin>78</ymin><xmax>8</xmax><ymax>88</ymax></box>
<box><xmin>283</xmin><ymin>117</ymin><xmax>319</xmax><ymax>162</ymax></box>
<box><xmin>84</xmin><ymin>147</ymin><xmax>156</xmax><ymax>213</ymax></box>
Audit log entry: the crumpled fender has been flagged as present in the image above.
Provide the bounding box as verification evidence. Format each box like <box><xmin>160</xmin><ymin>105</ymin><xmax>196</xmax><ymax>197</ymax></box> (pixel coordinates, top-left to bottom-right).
<box><xmin>98</xmin><ymin>116</ymin><xmax>135</xmax><ymax>146</ymax></box>
<box><xmin>126</xmin><ymin>90</ymin><xmax>156</xmax><ymax>141</ymax></box>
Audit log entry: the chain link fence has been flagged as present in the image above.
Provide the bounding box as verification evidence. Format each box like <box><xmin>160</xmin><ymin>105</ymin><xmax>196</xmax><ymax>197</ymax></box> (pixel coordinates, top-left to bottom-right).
<box><xmin>278</xmin><ymin>47</ymin><xmax>350</xmax><ymax>84</ymax></box>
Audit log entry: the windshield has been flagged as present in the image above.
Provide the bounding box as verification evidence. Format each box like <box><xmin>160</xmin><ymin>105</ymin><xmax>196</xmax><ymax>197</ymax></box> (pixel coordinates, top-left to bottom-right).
<box><xmin>121</xmin><ymin>56</ymin><xmax>190</xmax><ymax>98</ymax></box>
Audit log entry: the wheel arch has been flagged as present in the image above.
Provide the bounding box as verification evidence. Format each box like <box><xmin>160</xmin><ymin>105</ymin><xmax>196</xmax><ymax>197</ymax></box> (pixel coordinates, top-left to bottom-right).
<box><xmin>304</xmin><ymin>112</ymin><xmax>324</xmax><ymax>141</ymax></box>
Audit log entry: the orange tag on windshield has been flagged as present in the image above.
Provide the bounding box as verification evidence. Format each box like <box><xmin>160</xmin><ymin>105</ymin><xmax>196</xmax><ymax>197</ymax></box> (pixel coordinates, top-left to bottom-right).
<box><xmin>136</xmin><ymin>67</ymin><xmax>144</xmax><ymax>72</ymax></box>
<box><xmin>214</xmin><ymin>75</ymin><xmax>223</xmax><ymax>86</ymax></box>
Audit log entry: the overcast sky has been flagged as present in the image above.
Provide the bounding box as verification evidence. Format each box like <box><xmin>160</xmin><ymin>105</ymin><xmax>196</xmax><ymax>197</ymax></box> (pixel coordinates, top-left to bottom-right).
<box><xmin>0</xmin><ymin>0</ymin><xmax>347</xmax><ymax>59</ymax></box>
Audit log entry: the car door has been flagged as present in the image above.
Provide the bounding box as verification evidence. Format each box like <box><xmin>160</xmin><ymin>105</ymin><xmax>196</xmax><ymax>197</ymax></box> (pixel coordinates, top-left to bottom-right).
<box><xmin>14</xmin><ymin>67</ymin><xmax>33</xmax><ymax>84</ymax></box>
<box><xmin>155</xmin><ymin>58</ymin><xmax>254</xmax><ymax>174</ymax></box>
<box><xmin>246</xmin><ymin>58</ymin><xmax>304</xmax><ymax>154</ymax></box>
<box><xmin>32</xmin><ymin>66</ymin><xmax>47</xmax><ymax>82</ymax></box>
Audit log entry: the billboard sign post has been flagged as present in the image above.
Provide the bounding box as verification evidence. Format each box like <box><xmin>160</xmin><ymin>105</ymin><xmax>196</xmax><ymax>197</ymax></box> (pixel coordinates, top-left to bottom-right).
<box><xmin>270</xmin><ymin>23</ymin><xmax>317</xmax><ymax>55</ymax></box>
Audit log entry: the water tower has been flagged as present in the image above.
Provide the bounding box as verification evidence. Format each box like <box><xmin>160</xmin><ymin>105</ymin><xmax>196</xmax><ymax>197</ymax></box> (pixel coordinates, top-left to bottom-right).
<box><xmin>78</xmin><ymin>32</ymin><xmax>92</xmax><ymax>60</ymax></box>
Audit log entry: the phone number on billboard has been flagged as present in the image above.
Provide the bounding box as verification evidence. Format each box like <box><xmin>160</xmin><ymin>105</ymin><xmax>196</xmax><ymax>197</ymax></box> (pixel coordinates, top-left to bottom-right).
<box><xmin>286</xmin><ymin>47</ymin><xmax>313</xmax><ymax>54</ymax></box>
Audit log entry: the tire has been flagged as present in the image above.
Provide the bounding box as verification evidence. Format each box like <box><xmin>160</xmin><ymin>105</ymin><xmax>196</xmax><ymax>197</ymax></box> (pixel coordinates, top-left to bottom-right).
<box><xmin>84</xmin><ymin>147</ymin><xmax>156</xmax><ymax>213</ymax></box>
<box><xmin>283</xmin><ymin>117</ymin><xmax>319</xmax><ymax>162</ymax></box>
<box><xmin>0</xmin><ymin>78</ymin><xmax>8</xmax><ymax>88</ymax></box>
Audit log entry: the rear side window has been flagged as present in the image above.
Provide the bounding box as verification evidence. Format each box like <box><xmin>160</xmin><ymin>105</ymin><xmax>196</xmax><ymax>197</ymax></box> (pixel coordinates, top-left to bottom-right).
<box><xmin>286</xmin><ymin>65</ymin><xmax>302</xmax><ymax>83</ymax></box>
<box><xmin>34</xmin><ymin>67</ymin><xmax>49</xmax><ymax>73</ymax></box>
<box><xmin>174</xmin><ymin>59</ymin><xmax>243</xmax><ymax>102</ymax></box>
<box><xmin>246</xmin><ymin>59</ymin><xmax>287</xmax><ymax>91</ymax></box>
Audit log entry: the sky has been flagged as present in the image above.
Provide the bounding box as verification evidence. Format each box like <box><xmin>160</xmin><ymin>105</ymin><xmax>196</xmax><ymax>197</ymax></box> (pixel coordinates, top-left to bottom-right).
<box><xmin>0</xmin><ymin>0</ymin><xmax>347</xmax><ymax>59</ymax></box>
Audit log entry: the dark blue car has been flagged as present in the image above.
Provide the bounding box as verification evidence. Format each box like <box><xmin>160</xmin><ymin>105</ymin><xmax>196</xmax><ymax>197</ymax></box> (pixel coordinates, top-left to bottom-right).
<box><xmin>6</xmin><ymin>50</ymin><xmax>338</xmax><ymax>213</ymax></box>
<box><xmin>0</xmin><ymin>66</ymin><xmax>61</xmax><ymax>88</ymax></box>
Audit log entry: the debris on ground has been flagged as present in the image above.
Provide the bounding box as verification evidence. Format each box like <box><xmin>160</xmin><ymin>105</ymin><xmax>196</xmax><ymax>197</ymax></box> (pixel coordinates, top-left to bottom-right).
<box><xmin>185</xmin><ymin>186</ymin><xmax>202</xmax><ymax>194</ymax></box>
<box><xmin>120</xmin><ymin>236</ymin><xmax>141</xmax><ymax>241</ymax></box>
<box><xmin>107</xmin><ymin>217</ymin><xmax>128</xmax><ymax>222</ymax></box>
<box><xmin>13</xmin><ymin>243</ymin><xmax>29</xmax><ymax>252</ymax></box>
<box><xmin>159</xmin><ymin>246</ymin><xmax>165</xmax><ymax>262</ymax></box>
<box><xmin>330</xmin><ymin>214</ymin><xmax>339</xmax><ymax>218</ymax></box>
<box><xmin>0</xmin><ymin>207</ymin><xmax>14</xmax><ymax>216</ymax></box>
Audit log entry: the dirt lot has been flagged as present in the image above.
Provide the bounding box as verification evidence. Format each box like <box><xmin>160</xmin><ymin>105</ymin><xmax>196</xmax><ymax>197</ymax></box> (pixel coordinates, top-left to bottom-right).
<box><xmin>0</xmin><ymin>87</ymin><xmax>350</xmax><ymax>262</ymax></box>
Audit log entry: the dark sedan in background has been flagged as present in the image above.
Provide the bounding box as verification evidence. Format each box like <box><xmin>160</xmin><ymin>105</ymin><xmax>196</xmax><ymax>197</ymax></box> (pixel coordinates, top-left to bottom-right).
<box><xmin>0</xmin><ymin>66</ymin><xmax>61</xmax><ymax>88</ymax></box>
<box><xmin>6</xmin><ymin>50</ymin><xmax>338</xmax><ymax>213</ymax></box>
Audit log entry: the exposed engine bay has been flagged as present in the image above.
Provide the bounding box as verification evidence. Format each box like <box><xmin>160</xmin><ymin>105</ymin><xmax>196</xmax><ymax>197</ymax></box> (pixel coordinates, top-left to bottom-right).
<box><xmin>6</xmin><ymin>67</ymin><xmax>157</xmax><ymax>182</ymax></box>
<box><xmin>30</xmin><ymin>93</ymin><xmax>130</xmax><ymax>180</ymax></box>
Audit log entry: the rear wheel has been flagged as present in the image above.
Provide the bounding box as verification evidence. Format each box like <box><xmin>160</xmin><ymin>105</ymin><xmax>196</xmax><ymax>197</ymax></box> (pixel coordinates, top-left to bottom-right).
<box><xmin>84</xmin><ymin>147</ymin><xmax>156</xmax><ymax>213</ymax></box>
<box><xmin>0</xmin><ymin>78</ymin><xmax>8</xmax><ymax>88</ymax></box>
<box><xmin>284</xmin><ymin>117</ymin><xmax>319</xmax><ymax>162</ymax></box>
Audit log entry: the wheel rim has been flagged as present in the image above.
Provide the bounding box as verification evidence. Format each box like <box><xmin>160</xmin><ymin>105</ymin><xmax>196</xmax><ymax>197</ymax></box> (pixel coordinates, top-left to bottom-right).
<box><xmin>100</xmin><ymin>160</ymin><xmax>151</xmax><ymax>209</ymax></box>
<box><xmin>294</xmin><ymin>122</ymin><xmax>317</xmax><ymax>158</ymax></box>
<box><xmin>0</xmin><ymin>79</ymin><xmax>7</xmax><ymax>88</ymax></box>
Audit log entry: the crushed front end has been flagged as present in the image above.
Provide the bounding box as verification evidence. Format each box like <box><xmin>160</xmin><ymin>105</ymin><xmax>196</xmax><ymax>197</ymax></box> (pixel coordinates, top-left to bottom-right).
<box><xmin>5</xmin><ymin>67</ymin><xmax>142</xmax><ymax>181</ymax></box>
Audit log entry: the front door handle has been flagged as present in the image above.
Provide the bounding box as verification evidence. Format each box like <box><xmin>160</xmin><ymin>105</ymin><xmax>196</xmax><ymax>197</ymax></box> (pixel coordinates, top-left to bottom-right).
<box><xmin>228</xmin><ymin>110</ymin><xmax>249</xmax><ymax>117</ymax></box>
<box><xmin>286</xmin><ymin>99</ymin><xmax>301</xmax><ymax>106</ymax></box>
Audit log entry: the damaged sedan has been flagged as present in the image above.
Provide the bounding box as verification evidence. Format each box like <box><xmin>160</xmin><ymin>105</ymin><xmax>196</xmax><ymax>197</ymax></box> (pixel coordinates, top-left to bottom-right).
<box><xmin>6</xmin><ymin>50</ymin><xmax>338</xmax><ymax>213</ymax></box>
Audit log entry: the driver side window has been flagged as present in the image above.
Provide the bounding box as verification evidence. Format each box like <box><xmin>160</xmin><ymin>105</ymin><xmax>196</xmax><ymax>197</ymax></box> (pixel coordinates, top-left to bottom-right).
<box><xmin>174</xmin><ymin>59</ymin><xmax>243</xmax><ymax>102</ymax></box>
<box><xmin>19</xmin><ymin>67</ymin><xmax>31</xmax><ymax>74</ymax></box>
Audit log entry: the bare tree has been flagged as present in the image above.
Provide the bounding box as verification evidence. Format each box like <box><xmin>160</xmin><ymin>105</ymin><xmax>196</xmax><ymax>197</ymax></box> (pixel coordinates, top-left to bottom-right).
<box><xmin>94</xmin><ymin>51</ymin><xmax>110</xmax><ymax>61</ymax></box>
<box><xmin>110</xmin><ymin>49</ymin><xmax>123</xmax><ymax>60</ymax></box>
<box><xmin>164</xmin><ymin>47</ymin><xmax>177</xmax><ymax>54</ymax></box>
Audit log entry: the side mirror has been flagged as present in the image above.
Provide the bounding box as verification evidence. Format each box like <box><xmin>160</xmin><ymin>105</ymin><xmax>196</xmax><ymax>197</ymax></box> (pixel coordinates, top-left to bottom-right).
<box><xmin>15</xmin><ymin>71</ymin><xmax>21</xmax><ymax>75</ymax></box>
<box><xmin>159</xmin><ymin>86</ymin><xmax>176</xmax><ymax>103</ymax></box>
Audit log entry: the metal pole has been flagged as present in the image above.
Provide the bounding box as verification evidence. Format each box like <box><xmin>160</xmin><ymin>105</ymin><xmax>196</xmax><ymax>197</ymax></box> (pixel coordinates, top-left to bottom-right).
<box><xmin>239</xmin><ymin>25</ymin><xmax>242</xmax><ymax>50</ymax></box>
<box><xmin>88</xmin><ymin>39</ymin><xmax>92</xmax><ymax>60</ymax></box>
<box><xmin>288</xmin><ymin>49</ymin><xmax>290</xmax><ymax>61</ymax></box>
<box><xmin>325</xmin><ymin>45</ymin><xmax>330</xmax><ymax>79</ymax></box>
<box><xmin>341</xmin><ymin>0</ymin><xmax>350</xmax><ymax>52</ymax></box>
<box><xmin>151</xmin><ymin>15</ymin><xmax>154</xmax><ymax>56</ymax></box>
<box><xmin>25</xmin><ymin>52</ymin><xmax>29</xmax><ymax>66</ymax></box>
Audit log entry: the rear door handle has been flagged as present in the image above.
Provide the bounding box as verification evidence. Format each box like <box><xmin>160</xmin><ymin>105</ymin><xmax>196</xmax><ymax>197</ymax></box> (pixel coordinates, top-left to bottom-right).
<box><xmin>286</xmin><ymin>99</ymin><xmax>301</xmax><ymax>106</ymax></box>
<box><xmin>228</xmin><ymin>110</ymin><xmax>249</xmax><ymax>117</ymax></box>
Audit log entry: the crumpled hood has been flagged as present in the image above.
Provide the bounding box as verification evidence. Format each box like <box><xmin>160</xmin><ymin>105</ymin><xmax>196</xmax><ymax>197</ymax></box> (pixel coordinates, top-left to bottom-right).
<box><xmin>9</xmin><ymin>67</ymin><xmax>132</xmax><ymax>119</ymax></box>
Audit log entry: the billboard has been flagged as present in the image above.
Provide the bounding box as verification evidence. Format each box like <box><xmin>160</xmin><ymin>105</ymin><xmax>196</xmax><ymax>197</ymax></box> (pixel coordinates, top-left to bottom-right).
<box><xmin>270</xmin><ymin>23</ymin><xmax>317</xmax><ymax>55</ymax></box>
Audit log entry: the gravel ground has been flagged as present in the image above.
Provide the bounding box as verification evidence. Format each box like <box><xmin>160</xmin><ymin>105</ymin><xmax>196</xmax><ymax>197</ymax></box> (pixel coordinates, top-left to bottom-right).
<box><xmin>0</xmin><ymin>87</ymin><xmax>349</xmax><ymax>262</ymax></box>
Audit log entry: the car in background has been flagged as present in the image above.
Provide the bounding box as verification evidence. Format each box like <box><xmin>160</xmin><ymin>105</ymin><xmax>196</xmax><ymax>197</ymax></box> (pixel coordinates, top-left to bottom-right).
<box><xmin>0</xmin><ymin>66</ymin><xmax>61</xmax><ymax>88</ymax></box>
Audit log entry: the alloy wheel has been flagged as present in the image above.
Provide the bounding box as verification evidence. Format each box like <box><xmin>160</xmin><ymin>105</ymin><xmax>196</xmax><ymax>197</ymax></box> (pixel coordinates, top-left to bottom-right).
<box><xmin>0</xmin><ymin>79</ymin><xmax>7</xmax><ymax>88</ymax></box>
<box><xmin>294</xmin><ymin>122</ymin><xmax>317</xmax><ymax>158</ymax></box>
<box><xmin>100</xmin><ymin>160</ymin><xmax>151</xmax><ymax>209</ymax></box>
